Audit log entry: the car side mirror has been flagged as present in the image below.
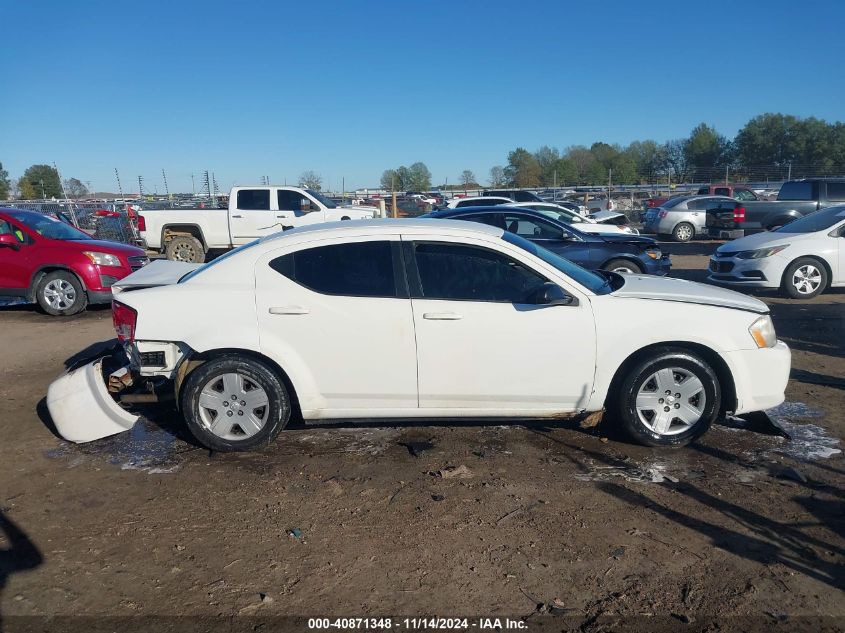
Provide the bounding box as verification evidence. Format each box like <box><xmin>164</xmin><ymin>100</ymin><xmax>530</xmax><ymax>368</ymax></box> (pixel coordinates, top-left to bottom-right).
<box><xmin>529</xmin><ymin>282</ymin><xmax>578</xmax><ymax>307</ymax></box>
<box><xmin>0</xmin><ymin>233</ymin><xmax>20</xmax><ymax>250</ymax></box>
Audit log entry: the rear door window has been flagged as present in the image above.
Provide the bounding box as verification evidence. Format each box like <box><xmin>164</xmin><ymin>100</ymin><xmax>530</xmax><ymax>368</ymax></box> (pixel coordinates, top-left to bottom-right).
<box><xmin>269</xmin><ymin>241</ymin><xmax>397</xmax><ymax>297</ymax></box>
<box><xmin>826</xmin><ymin>182</ymin><xmax>845</xmax><ymax>201</ymax></box>
<box><xmin>237</xmin><ymin>189</ymin><xmax>270</xmax><ymax>210</ymax></box>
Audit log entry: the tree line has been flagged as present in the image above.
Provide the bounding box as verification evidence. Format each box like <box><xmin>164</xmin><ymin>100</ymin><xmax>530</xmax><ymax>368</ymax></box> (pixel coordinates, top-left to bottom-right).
<box><xmin>0</xmin><ymin>164</ymin><xmax>88</xmax><ymax>200</ymax></box>
<box><xmin>488</xmin><ymin>113</ymin><xmax>845</xmax><ymax>188</ymax></box>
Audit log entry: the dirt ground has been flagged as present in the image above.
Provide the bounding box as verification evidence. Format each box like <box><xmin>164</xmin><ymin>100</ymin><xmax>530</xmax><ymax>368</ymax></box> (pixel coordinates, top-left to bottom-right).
<box><xmin>0</xmin><ymin>241</ymin><xmax>843</xmax><ymax>633</ymax></box>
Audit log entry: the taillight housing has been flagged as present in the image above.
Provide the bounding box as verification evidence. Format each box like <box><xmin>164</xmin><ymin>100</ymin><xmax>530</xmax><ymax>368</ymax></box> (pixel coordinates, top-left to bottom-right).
<box><xmin>112</xmin><ymin>301</ymin><xmax>137</xmax><ymax>343</ymax></box>
<box><xmin>733</xmin><ymin>206</ymin><xmax>746</xmax><ymax>223</ymax></box>
<box><xmin>137</xmin><ymin>215</ymin><xmax>146</xmax><ymax>231</ymax></box>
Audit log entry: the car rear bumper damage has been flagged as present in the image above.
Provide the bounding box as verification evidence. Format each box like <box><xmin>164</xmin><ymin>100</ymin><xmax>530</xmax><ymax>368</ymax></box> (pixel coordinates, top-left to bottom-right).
<box><xmin>46</xmin><ymin>343</ymin><xmax>178</xmax><ymax>443</ymax></box>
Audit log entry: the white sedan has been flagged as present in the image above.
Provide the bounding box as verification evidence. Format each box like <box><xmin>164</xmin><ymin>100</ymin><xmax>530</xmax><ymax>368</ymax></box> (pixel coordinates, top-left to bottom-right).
<box><xmin>509</xmin><ymin>202</ymin><xmax>639</xmax><ymax>235</ymax></box>
<box><xmin>708</xmin><ymin>205</ymin><xmax>845</xmax><ymax>299</ymax></box>
<box><xmin>48</xmin><ymin>219</ymin><xmax>791</xmax><ymax>452</ymax></box>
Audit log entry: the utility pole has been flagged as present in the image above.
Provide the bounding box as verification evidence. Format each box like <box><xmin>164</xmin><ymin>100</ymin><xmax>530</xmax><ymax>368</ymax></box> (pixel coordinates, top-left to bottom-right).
<box><xmin>162</xmin><ymin>169</ymin><xmax>171</xmax><ymax>200</ymax></box>
<box><xmin>788</xmin><ymin>162</ymin><xmax>792</xmax><ymax>180</ymax></box>
<box><xmin>342</xmin><ymin>177</ymin><xmax>345</xmax><ymax>202</ymax></box>
<box><xmin>608</xmin><ymin>168</ymin><xmax>612</xmax><ymax>191</ymax></box>
<box><xmin>138</xmin><ymin>175</ymin><xmax>145</xmax><ymax>198</ymax></box>
<box><xmin>391</xmin><ymin>173</ymin><xmax>397</xmax><ymax>219</ymax></box>
<box><xmin>191</xmin><ymin>173</ymin><xmax>196</xmax><ymax>196</ymax></box>
<box><xmin>115</xmin><ymin>168</ymin><xmax>124</xmax><ymax>199</ymax></box>
<box><xmin>725</xmin><ymin>165</ymin><xmax>729</xmax><ymax>185</ymax></box>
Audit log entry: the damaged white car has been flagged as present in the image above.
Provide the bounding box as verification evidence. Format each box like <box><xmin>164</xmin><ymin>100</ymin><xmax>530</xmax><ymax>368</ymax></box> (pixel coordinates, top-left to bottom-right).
<box><xmin>48</xmin><ymin>219</ymin><xmax>791</xmax><ymax>452</ymax></box>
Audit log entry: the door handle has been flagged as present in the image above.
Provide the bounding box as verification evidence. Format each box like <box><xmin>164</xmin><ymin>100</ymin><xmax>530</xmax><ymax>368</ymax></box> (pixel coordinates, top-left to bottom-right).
<box><xmin>276</xmin><ymin>215</ymin><xmax>290</xmax><ymax>219</ymax></box>
<box><xmin>422</xmin><ymin>312</ymin><xmax>463</xmax><ymax>320</ymax></box>
<box><xmin>231</xmin><ymin>214</ymin><xmax>243</xmax><ymax>218</ymax></box>
<box><xmin>269</xmin><ymin>306</ymin><xmax>310</xmax><ymax>315</ymax></box>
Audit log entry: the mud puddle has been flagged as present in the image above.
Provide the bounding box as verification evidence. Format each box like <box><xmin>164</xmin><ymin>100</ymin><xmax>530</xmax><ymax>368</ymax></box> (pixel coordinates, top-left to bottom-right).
<box><xmin>46</xmin><ymin>417</ymin><xmax>198</xmax><ymax>473</ymax></box>
<box><xmin>43</xmin><ymin>402</ymin><xmax>841</xmax><ymax>480</ymax></box>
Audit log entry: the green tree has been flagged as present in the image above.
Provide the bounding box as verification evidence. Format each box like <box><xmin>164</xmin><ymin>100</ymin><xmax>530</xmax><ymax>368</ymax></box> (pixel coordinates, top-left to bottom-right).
<box><xmin>734</xmin><ymin>113</ymin><xmax>801</xmax><ymax>167</ymax></box>
<box><xmin>488</xmin><ymin>165</ymin><xmax>506</xmax><ymax>187</ymax></box>
<box><xmin>380</xmin><ymin>169</ymin><xmax>398</xmax><ymax>191</ymax></box>
<box><xmin>562</xmin><ymin>146</ymin><xmax>596</xmax><ymax>183</ymax></box>
<box><xmin>63</xmin><ymin>177</ymin><xmax>89</xmax><ymax>199</ymax></box>
<box><xmin>624</xmin><ymin>140</ymin><xmax>666</xmax><ymax>183</ymax></box>
<box><xmin>533</xmin><ymin>145</ymin><xmax>560</xmax><ymax>186</ymax></box>
<box><xmin>662</xmin><ymin>139</ymin><xmax>690</xmax><ymax>183</ymax></box>
<box><xmin>0</xmin><ymin>162</ymin><xmax>10</xmax><ymax>200</ymax></box>
<box><xmin>20</xmin><ymin>164</ymin><xmax>62</xmax><ymax>199</ymax></box>
<box><xmin>298</xmin><ymin>170</ymin><xmax>322</xmax><ymax>190</ymax></box>
<box><xmin>684</xmin><ymin>123</ymin><xmax>730</xmax><ymax>180</ymax></box>
<box><xmin>407</xmin><ymin>162</ymin><xmax>432</xmax><ymax>191</ymax></box>
<box><xmin>505</xmin><ymin>148</ymin><xmax>541</xmax><ymax>187</ymax></box>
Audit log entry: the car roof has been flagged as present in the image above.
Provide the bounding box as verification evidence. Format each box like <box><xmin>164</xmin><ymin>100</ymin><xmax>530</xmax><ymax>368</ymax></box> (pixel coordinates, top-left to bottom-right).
<box><xmin>455</xmin><ymin>196</ymin><xmax>512</xmax><ymax>202</ymax></box>
<box><xmin>259</xmin><ymin>218</ymin><xmax>504</xmax><ymax>245</ymax></box>
<box><xmin>433</xmin><ymin>205</ymin><xmax>563</xmax><ymax>221</ymax></box>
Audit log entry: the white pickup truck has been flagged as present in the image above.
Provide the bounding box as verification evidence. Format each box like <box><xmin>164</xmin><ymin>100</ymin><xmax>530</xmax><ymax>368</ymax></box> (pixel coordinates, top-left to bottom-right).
<box><xmin>139</xmin><ymin>186</ymin><xmax>377</xmax><ymax>262</ymax></box>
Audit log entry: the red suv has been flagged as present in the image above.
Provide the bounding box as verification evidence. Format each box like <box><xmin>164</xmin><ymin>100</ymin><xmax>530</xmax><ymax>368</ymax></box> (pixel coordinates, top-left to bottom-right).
<box><xmin>0</xmin><ymin>209</ymin><xmax>149</xmax><ymax>316</ymax></box>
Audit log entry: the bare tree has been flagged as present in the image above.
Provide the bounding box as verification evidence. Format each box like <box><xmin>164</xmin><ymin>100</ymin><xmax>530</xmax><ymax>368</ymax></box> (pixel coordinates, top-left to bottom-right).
<box><xmin>63</xmin><ymin>178</ymin><xmax>89</xmax><ymax>199</ymax></box>
<box><xmin>488</xmin><ymin>165</ymin><xmax>506</xmax><ymax>187</ymax></box>
<box><xmin>298</xmin><ymin>170</ymin><xmax>322</xmax><ymax>190</ymax></box>
<box><xmin>459</xmin><ymin>170</ymin><xmax>476</xmax><ymax>187</ymax></box>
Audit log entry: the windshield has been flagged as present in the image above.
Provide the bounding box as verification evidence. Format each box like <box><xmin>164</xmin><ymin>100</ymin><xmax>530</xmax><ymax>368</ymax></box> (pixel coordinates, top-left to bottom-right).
<box><xmin>774</xmin><ymin>205</ymin><xmax>845</xmax><ymax>233</ymax></box>
<box><xmin>502</xmin><ymin>231</ymin><xmax>611</xmax><ymax>295</ymax></box>
<box><xmin>306</xmin><ymin>189</ymin><xmax>337</xmax><ymax>209</ymax></box>
<box><xmin>179</xmin><ymin>239</ymin><xmax>261</xmax><ymax>283</ymax></box>
<box><xmin>8</xmin><ymin>210</ymin><xmax>93</xmax><ymax>240</ymax></box>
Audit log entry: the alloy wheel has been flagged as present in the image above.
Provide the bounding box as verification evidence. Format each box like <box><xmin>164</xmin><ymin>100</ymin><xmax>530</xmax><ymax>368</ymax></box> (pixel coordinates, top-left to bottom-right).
<box><xmin>792</xmin><ymin>264</ymin><xmax>822</xmax><ymax>295</ymax></box>
<box><xmin>197</xmin><ymin>373</ymin><xmax>270</xmax><ymax>440</ymax></box>
<box><xmin>635</xmin><ymin>367</ymin><xmax>706</xmax><ymax>436</ymax></box>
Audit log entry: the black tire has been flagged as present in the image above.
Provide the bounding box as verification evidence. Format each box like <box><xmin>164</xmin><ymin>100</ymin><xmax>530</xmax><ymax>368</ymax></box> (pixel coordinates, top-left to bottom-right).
<box><xmin>671</xmin><ymin>222</ymin><xmax>695</xmax><ymax>242</ymax></box>
<box><xmin>781</xmin><ymin>257</ymin><xmax>828</xmax><ymax>300</ymax></box>
<box><xmin>603</xmin><ymin>259</ymin><xmax>643</xmax><ymax>274</ymax></box>
<box><xmin>340</xmin><ymin>216</ymin><xmax>351</xmax><ymax>221</ymax></box>
<box><xmin>610</xmin><ymin>348</ymin><xmax>720</xmax><ymax>447</ymax></box>
<box><xmin>181</xmin><ymin>355</ymin><xmax>291</xmax><ymax>452</ymax></box>
<box><xmin>35</xmin><ymin>271</ymin><xmax>88</xmax><ymax>316</ymax></box>
<box><xmin>165</xmin><ymin>235</ymin><xmax>205</xmax><ymax>263</ymax></box>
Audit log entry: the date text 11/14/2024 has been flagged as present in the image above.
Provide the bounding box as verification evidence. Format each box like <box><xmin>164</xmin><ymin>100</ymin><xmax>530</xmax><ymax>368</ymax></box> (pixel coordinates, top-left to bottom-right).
<box><xmin>307</xmin><ymin>618</ymin><xmax>528</xmax><ymax>630</ymax></box>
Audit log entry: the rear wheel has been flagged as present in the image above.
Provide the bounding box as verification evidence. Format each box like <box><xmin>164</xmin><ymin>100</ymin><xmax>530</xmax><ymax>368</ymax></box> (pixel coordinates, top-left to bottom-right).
<box><xmin>166</xmin><ymin>235</ymin><xmax>205</xmax><ymax>263</ymax></box>
<box><xmin>672</xmin><ymin>222</ymin><xmax>694</xmax><ymax>242</ymax></box>
<box><xmin>603</xmin><ymin>259</ymin><xmax>643</xmax><ymax>274</ymax></box>
<box><xmin>36</xmin><ymin>271</ymin><xmax>87</xmax><ymax>316</ymax></box>
<box><xmin>181</xmin><ymin>356</ymin><xmax>290</xmax><ymax>452</ymax></box>
<box><xmin>612</xmin><ymin>349</ymin><xmax>720</xmax><ymax>447</ymax></box>
<box><xmin>782</xmin><ymin>257</ymin><xmax>827</xmax><ymax>299</ymax></box>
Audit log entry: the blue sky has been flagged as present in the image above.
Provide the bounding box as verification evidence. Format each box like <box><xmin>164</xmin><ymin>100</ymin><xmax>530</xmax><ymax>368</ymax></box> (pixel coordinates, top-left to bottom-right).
<box><xmin>4</xmin><ymin>0</ymin><xmax>844</xmax><ymax>193</ymax></box>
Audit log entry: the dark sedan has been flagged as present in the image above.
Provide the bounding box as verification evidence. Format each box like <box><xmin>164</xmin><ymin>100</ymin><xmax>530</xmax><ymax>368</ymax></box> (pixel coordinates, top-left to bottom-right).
<box><xmin>426</xmin><ymin>206</ymin><xmax>671</xmax><ymax>275</ymax></box>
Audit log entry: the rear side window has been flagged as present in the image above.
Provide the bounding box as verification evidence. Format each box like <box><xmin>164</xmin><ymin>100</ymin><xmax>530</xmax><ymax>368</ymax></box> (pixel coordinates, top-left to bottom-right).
<box><xmin>412</xmin><ymin>242</ymin><xmax>547</xmax><ymax>303</ymax></box>
<box><xmin>827</xmin><ymin>182</ymin><xmax>845</xmax><ymax>201</ymax></box>
<box><xmin>662</xmin><ymin>197</ymin><xmax>687</xmax><ymax>209</ymax></box>
<box><xmin>269</xmin><ymin>241</ymin><xmax>396</xmax><ymax>297</ymax></box>
<box><xmin>778</xmin><ymin>181</ymin><xmax>814</xmax><ymax>201</ymax></box>
<box><xmin>734</xmin><ymin>189</ymin><xmax>757</xmax><ymax>201</ymax></box>
<box><xmin>237</xmin><ymin>189</ymin><xmax>270</xmax><ymax>210</ymax></box>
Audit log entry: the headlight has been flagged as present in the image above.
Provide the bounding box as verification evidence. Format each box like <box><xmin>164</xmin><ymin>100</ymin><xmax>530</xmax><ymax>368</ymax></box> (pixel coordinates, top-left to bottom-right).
<box><xmin>83</xmin><ymin>251</ymin><xmax>122</xmax><ymax>267</ymax></box>
<box><xmin>736</xmin><ymin>245</ymin><xmax>789</xmax><ymax>259</ymax></box>
<box><xmin>645</xmin><ymin>248</ymin><xmax>662</xmax><ymax>260</ymax></box>
<box><xmin>749</xmin><ymin>315</ymin><xmax>777</xmax><ymax>348</ymax></box>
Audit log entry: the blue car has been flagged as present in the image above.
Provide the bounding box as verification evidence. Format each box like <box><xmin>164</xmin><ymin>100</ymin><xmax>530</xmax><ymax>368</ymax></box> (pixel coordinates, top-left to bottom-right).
<box><xmin>426</xmin><ymin>206</ymin><xmax>671</xmax><ymax>275</ymax></box>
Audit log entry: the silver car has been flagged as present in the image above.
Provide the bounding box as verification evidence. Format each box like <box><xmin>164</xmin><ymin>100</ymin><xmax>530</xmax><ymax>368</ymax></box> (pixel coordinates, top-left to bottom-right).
<box><xmin>643</xmin><ymin>195</ymin><xmax>733</xmax><ymax>242</ymax></box>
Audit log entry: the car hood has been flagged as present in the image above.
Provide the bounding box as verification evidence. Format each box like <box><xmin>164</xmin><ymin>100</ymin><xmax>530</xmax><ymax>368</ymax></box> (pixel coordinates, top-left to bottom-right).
<box><xmin>611</xmin><ymin>274</ymin><xmax>769</xmax><ymax>313</ymax></box>
<box><xmin>112</xmin><ymin>259</ymin><xmax>201</xmax><ymax>294</ymax></box>
<box><xmin>716</xmin><ymin>231</ymin><xmax>796</xmax><ymax>254</ymax></box>
<box><xmin>68</xmin><ymin>238</ymin><xmax>146</xmax><ymax>257</ymax></box>
<box><xmin>596</xmin><ymin>233</ymin><xmax>656</xmax><ymax>246</ymax></box>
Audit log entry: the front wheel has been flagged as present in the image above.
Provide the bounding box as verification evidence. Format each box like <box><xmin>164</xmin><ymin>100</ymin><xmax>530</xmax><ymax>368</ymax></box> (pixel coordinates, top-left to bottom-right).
<box><xmin>612</xmin><ymin>349</ymin><xmax>720</xmax><ymax>447</ymax></box>
<box><xmin>36</xmin><ymin>271</ymin><xmax>88</xmax><ymax>316</ymax></box>
<box><xmin>782</xmin><ymin>258</ymin><xmax>827</xmax><ymax>299</ymax></box>
<box><xmin>603</xmin><ymin>259</ymin><xmax>643</xmax><ymax>274</ymax></box>
<box><xmin>181</xmin><ymin>355</ymin><xmax>291</xmax><ymax>452</ymax></box>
